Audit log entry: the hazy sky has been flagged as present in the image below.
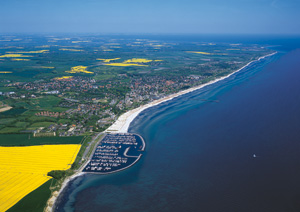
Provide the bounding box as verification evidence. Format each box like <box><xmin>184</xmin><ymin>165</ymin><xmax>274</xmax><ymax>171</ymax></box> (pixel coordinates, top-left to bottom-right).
<box><xmin>0</xmin><ymin>0</ymin><xmax>299</xmax><ymax>34</ymax></box>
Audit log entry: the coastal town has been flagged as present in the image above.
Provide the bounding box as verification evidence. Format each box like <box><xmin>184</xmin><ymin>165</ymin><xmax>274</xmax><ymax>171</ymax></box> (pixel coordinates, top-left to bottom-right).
<box><xmin>0</xmin><ymin>55</ymin><xmax>268</xmax><ymax>136</ymax></box>
<box><xmin>0</xmin><ymin>35</ymin><xmax>275</xmax><ymax>212</ymax></box>
<box><xmin>0</xmin><ymin>0</ymin><xmax>297</xmax><ymax>209</ymax></box>
<box><xmin>1</xmin><ymin>74</ymin><xmax>204</xmax><ymax>136</ymax></box>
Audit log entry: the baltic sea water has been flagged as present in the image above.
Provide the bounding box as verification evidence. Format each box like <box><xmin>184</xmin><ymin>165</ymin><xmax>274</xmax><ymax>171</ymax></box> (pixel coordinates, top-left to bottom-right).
<box><xmin>55</xmin><ymin>36</ymin><xmax>300</xmax><ymax>212</ymax></box>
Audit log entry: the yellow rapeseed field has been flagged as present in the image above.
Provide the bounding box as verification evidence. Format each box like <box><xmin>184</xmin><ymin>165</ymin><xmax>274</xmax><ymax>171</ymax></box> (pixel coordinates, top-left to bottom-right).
<box><xmin>66</xmin><ymin>66</ymin><xmax>93</xmax><ymax>74</ymax></box>
<box><xmin>55</xmin><ymin>76</ymin><xmax>73</xmax><ymax>80</ymax></box>
<box><xmin>189</xmin><ymin>51</ymin><xmax>212</xmax><ymax>55</ymax></box>
<box><xmin>123</xmin><ymin>58</ymin><xmax>152</xmax><ymax>63</ymax></box>
<box><xmin>104</xmin><ymin>63</ymin><xmax>147</xmax><ymax>67</ymax></box>
<box><xmin>97</xmin><ymin>58</ymin><xmax>121</xmax><ymax>63</ymax></box>
<box><xmin>11</xmin><ymin>58</ymin><xmax>30</xmax><ymax>61</ymax></box>
<box><xmin>0</xmin><ymin>54</ymin><xmax>33</xmax><ymax>58</ymax></box>
<box><xmin>189</xmin><ymin>51</ymin><xmax>228</xmax><ymax>56</ymax></box>
<box><xmin>59</xmin><ymin>48</ymin><xmax>83</xmax><ymax>52</ymax></box>
<box><xmin>103</xmin><ymin>58</ymin><xmax>159</xmax><ymax>67</ymax></box>
<box><xmin>7</xmin><ymin>50</ymin><xmax>48</xmax><ymax>54</ymax></box>
<box><xmin>0</xmin><ymin>144</ymin><xmax>81</xmax><ymax>212</ymax></box>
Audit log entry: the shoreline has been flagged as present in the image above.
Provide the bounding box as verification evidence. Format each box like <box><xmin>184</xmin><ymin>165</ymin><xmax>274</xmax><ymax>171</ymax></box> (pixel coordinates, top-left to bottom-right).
<box><xmin>50</xmin><ymin>51</ymin><xmax>276</xmax><ymax>212</ymax></box>
<box><xmin>46</xmin><ymin>172</ymin><xmax>86</xmax><ymax>212</ymax></box>
<box><xmin>106</xmin><ymin>51</ymin><xmax>277</xmax><ymax>133</ymax></box>
<box><xmin>47</xmin><ymin>134</ymin><xmax>105</xmax><ymax>212</ymax></box>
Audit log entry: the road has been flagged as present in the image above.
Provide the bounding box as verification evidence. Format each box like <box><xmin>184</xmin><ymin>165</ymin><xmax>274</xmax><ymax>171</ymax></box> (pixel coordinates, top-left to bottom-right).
<box><xmin>78</xmin><ymin>132</ymin><xmax>106</xmax><ymax>171</ymax></box>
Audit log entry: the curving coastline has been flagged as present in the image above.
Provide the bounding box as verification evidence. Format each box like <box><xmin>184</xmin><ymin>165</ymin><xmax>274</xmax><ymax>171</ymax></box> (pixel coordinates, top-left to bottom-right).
<box><xmin>47</xmin><ymin>172</ymin><xmax>85</xmax><ymax>212</ymax></box>
<box><xmin>50</xmin><ymin>51</ymin><xmax>276</xmax><ymax>212</ymax></box>
<box><xmin>105</xmin><ymin>51</ymin><xmax>277</xmax><ymax>133</ymax></box>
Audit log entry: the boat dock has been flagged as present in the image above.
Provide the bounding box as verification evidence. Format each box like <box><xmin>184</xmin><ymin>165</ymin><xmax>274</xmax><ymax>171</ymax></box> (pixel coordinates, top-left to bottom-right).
<box><xmin>83</xmin><ymin>133</ymin><xmax>145</xmax><ymax>174</ymax></box>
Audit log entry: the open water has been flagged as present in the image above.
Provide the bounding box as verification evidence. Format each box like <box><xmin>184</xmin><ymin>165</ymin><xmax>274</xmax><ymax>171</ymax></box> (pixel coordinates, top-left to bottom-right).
<box><xmin>55</xmin><ymin>36</ymin><xmax>300</xmax><ymax>212</ymax></box>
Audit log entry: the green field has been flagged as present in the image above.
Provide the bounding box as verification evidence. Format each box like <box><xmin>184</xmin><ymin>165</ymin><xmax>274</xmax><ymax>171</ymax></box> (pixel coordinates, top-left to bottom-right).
<box><xmin>0</xmin><ymin>134</ymin><xmax>84</xmax><ymax>146</ymax></box>
<box><xmin>29</xmin><ymin>121</ymin><xmax>55</xmax><ymax>128</ymax></box>
<box><xmin>6</xmin><ymin>180</ymin><xmax>55</xmax><ymax>212</ymax></box>
<box><xmin>0</xmin><ymin>95</ymin><xmax>71</xmax><ymax>133</ymax></box>
<box><xmin>0</xmin><ymin>108</ymin><xmax>27</xmax><ymax>117</ymax></box>
<box><xmin>0</xmin><ymin>34</ymin><xmax>274</xmax><ymax>212</ymax></box>
<box><xmin>0</xmin><ymin>35</ymin><xmax>272</xmax><ymax>134</ymax></box>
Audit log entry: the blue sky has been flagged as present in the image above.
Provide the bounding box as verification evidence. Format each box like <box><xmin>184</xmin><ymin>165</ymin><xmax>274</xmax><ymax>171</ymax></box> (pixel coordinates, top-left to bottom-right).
<box><xmin>0</xmin><ymin>0</ymin><xmax>299</xmax><ymax>34</ymax></box>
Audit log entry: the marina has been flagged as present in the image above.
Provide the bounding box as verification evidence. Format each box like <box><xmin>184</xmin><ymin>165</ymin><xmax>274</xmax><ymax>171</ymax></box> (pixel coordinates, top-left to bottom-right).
<box><xmin>83</xmin><ymin>133</ymin><xmax>145</xmax><ymax>174</ymax></box>
<box><xmin>54</xmin><ymin>38</ymin><xmax>300</xmax><ymax>212</ymax></box>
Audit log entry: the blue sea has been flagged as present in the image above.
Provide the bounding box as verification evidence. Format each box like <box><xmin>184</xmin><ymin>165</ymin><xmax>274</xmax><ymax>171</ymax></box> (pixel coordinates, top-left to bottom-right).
<box><xmin>55</xmin><ymin>35</ymin><xmax>300</xmax><ymax>212</ymax></box>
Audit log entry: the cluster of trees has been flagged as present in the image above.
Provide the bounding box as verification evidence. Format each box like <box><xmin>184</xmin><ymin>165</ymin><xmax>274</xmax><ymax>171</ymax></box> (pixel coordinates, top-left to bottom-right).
<box><xmin>47</xmin><ymin>170</ymin><xmax>67</xmax><ymax>180</ymax></box>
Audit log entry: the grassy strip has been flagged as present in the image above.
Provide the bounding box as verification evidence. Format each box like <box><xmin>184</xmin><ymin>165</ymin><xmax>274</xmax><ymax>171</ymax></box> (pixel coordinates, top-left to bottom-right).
<box><xmin>86</xmin><ymin>134</ymin><xmax>104</xmax><ymax>159</ymax></box>
<box><xmin>48</xmin><ymin>134</ymin><xmax>103</xmax><ymax>189</ymax></box>
<box><xmin>71</xmin><ymin>136</ymin><xmax>91</xmax><ymax>170</ymax></box>
<box><xmin>0</xmin><ymin>134</ymin><xmax>83</xmax><ymax>146</ymax></box>
<box><xmin>7</xmin><ymin>179</ymin><xmax>56</xmax><ymax>212</ymax></box>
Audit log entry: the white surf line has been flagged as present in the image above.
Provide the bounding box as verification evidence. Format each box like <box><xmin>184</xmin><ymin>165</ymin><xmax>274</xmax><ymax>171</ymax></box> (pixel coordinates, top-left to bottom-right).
<box><xmin>106</xmin><ymin>52</ymin><xmax>277</xmax><ymax>134</ymax></box>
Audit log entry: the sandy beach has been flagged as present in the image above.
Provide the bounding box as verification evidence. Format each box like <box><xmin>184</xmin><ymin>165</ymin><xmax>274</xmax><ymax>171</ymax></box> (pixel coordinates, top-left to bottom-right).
<box><xmin>106</xmin><ymin>52</ymin><xmax>277</xmax><ymax>133</ymax></box>
<box><xmin>50</xmin><ymin>51</ymin><xmax>276</xmax><ymax>212</ymax></box>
